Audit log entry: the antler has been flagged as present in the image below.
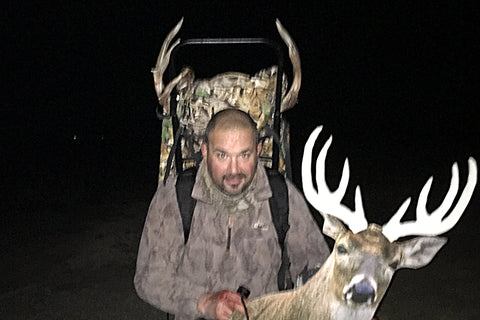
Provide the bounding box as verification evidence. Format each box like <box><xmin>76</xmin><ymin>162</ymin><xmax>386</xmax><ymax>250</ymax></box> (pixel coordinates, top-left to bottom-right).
<box><xmin>275</xmin><ymin>19</ymin><xmax>302</xmax><ymax>112</ymax></box>
<box><xmin>152</xmin><ymin>18</ymin><xmax>188</xmax><ymax>115</ymax></box>
<box><xmin>382</xmin><ymin>157</ymin><xmax>477</xmax><ymax>242</ymax></box>
<box><xmin>302</xmin><ymin>126</ymin><xmax>477</xmax><ymax>241</ymax></box>
<box><xmin>302</xmin><ymin>126</ymin><xmax>369</xmax><ymax>233</ymax></box>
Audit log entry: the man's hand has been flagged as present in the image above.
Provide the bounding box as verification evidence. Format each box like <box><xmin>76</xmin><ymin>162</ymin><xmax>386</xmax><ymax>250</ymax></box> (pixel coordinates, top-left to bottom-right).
<box><xmin>198</xmin><ymin>290</ymin><xmax>245</xmax><ymax>320</ymax></box>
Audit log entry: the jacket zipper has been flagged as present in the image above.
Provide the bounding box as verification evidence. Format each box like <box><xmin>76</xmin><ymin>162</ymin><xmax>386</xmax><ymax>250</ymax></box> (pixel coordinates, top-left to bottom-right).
<box><xmin>226</xmin><ymin>216</ymin><xmax>234</xmax><ymax>251</ymax></box>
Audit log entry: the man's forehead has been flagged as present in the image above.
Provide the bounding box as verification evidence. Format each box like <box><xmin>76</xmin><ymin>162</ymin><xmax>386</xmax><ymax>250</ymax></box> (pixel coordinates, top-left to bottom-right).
<box><xmin>209</xmin><ymin>127</ymin><xmax>255</xmax><ymax>141</ymax></box>
<box><xmin>208</xmin><ymin>128</ymin><xmax>256</xmax><ymax>150</ymax></box>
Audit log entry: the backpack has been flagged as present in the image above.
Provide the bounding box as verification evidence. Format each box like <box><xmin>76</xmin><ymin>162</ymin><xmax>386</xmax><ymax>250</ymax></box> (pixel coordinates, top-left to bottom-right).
<box><xmin>175</xmin><ymin>166</ymin><xmax>293</xmax><ymax>290</ymax></box>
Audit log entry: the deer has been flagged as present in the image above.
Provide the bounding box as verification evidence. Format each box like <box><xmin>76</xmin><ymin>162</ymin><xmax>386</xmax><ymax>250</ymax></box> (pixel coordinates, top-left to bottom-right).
<box><xmin>230</xmin><ymin>126</ymin><xmax>477</xmax><ymax>320</ymax></box>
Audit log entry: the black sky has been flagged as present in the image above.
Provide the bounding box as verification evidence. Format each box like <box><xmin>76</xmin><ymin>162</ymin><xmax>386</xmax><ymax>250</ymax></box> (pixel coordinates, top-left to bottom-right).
<box><xmin>5</xmin><ymin>2</ymin><xmax>479</xmax><ymax>136</ymax></box>
<box><xmin>3</xmin><ymin>1</ymin><xmax>479</xmax><ymax>226</ymax></box>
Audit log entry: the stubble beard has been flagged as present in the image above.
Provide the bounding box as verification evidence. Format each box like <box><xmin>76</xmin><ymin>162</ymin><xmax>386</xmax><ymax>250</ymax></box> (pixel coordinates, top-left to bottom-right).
<box><xmin>208</xmin><ymin>161</ymin><xmax>258</xmax><ymax>196</ymax></box>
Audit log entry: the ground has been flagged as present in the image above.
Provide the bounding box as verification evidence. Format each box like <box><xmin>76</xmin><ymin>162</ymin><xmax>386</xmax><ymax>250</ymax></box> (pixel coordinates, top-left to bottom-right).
<box><xmin>1</xmin><ymin>200</ymin><xmax>164</xmax><ymax>319</ymax></box>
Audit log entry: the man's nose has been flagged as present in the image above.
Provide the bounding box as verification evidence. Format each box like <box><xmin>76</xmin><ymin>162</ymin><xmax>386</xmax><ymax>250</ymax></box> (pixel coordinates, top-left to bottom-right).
<box><xmin>228</xmin><ymin>157</ymin><xmax>239</xmax><ymax>174</ymax></box>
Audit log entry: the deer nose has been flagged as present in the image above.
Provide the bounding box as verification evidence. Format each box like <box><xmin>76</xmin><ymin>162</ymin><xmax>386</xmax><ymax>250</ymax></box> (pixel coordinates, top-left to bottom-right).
<box><xmin>344</xmin><ymin>279</ymin><xmax>376</xmax><ymax>304</ymax></box>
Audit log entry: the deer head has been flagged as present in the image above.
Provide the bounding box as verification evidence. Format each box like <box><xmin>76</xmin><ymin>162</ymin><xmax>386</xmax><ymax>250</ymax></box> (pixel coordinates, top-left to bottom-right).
<box><xmin>301</xmin><ymin>126</ymin><xmax>477</xmax><ymax>314</ymax></box>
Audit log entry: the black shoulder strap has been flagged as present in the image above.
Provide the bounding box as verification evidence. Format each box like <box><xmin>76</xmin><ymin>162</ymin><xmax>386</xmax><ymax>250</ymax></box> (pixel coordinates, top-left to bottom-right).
<box><xmin>264</xmin><ymin>168</ymin><xmax>289</xmax><ymax>251</ymax></box>
<box><xmin>175</xmin><ymin>167</ymin><xmax>292</xmax><ymax>290</ymax></box>
<box><xmin>265</xmin><ymin>168</ymin><xmax>292</xmax><ymax>290</ymax></box>
<box><xmin>175</xmin><ymin>167</ymin><xmax>198</xmax><ymax>244</ymax></box>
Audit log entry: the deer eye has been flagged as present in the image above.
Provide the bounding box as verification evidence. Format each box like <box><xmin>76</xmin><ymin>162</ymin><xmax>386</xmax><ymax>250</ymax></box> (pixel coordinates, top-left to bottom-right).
<box><xmin>337</xmin><ymin>245</ymin><xmax>348</xmax><ymax>254</ymax></box>
<box><xmin>389</xmin><ymin>261</ymin><xmax>399</xmax><ymax>269</ymax></box>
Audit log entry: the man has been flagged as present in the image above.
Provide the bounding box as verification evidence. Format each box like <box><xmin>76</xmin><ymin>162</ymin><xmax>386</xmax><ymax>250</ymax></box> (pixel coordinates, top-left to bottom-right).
<box><xmin>134</xmin><ymin>109</ymin><xmax>330</xmax><ymax>319</ymax></box>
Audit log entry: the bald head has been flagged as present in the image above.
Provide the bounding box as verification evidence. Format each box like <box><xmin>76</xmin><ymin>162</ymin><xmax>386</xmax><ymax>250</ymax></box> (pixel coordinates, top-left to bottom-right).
<box><xmin>204</xmin><ymin>109</ymin><xmax>258</xmax><ymax>145</ymax></box>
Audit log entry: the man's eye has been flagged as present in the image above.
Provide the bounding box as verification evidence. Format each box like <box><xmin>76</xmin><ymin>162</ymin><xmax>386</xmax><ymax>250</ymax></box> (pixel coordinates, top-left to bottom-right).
<box><xmin>241</xmin><ymin>152</ymin><xmax>250</xmax><ymax>158</ymax></box>
<box><xmin>217</xmin><ymin>153</ymin><xmax>227</xmax><ymax>159</ymax></box>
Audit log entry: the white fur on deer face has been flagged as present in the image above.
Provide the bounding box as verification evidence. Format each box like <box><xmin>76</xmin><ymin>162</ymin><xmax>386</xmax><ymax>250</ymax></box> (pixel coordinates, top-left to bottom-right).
<box><xmin>323</xmin><ymin>214</ymin><xmax>447</xmax><ymax>309</ymax></box>
<box><xmin>334</xmin><ymin>227</ymin><xmax>395</xmax><ymax>306</ymax></box>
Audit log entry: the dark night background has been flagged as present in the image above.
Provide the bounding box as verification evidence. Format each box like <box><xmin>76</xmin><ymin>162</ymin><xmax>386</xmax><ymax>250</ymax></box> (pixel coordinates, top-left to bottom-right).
<box><xmin>2</xmin><ymin>1</ymin><xmax>479</xmax><ymax>319</ymax></box>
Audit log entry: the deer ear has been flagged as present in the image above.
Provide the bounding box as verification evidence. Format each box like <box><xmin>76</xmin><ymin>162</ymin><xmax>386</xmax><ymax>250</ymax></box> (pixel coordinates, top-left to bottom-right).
<box><xmin>322</xmin><ymin>214</ymin><xmax>347</xmax><ymax>240</ymax></box>
<box><xmin>397</xmin><ymin>236</ymin><xmax>448</xmax><ymax>269</ymax></box>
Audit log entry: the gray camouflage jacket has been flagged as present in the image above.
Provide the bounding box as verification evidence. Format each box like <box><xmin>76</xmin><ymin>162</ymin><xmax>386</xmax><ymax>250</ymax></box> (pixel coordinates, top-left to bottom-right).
<box><xmin>134</xmin><ymin>163</ymin><xmax>330</xmax><ymax>319</ymax></box>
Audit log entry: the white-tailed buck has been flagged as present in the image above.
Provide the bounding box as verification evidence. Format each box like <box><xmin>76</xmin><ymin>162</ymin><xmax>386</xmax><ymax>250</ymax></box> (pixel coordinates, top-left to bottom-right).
<box><xmin>230</xmin><ymin>126</ymin><xmax>477</xmax><ymax>320</ymax></box>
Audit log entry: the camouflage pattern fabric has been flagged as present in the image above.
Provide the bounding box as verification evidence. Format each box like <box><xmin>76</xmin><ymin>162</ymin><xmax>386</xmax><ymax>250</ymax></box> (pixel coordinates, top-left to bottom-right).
<box><xmin>159</xmin><ymin>66</ymin><xmax>290</xmax><ymax>181</ymax></box>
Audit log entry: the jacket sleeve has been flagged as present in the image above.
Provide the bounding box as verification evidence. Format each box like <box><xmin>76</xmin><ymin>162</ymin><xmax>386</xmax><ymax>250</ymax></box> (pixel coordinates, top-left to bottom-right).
<box><xmin>133</xmin><ymin>180</ymin><xmax>206</xmax><ymax>318</ymax></box>
<box><xmin>284</xmin><ymin>180</ymin><xmax>331</xmax><ymax>280</ymax></box>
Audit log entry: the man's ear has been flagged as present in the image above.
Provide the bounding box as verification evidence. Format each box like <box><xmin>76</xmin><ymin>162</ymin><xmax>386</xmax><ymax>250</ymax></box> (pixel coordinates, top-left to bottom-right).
<box><xmin>257</xmin><ymin>142</ymin><xmax>262</xmax><ymax>156</ymax></box>
<box><xmin>201</xmin><ymin>142</ymin><xmax>208</xmax><ymax>158</ymax></box>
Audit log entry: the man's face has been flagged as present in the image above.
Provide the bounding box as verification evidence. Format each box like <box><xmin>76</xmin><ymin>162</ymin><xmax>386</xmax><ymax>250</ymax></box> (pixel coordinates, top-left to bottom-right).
<box><xmin>201</xmin><ymin>127</ymin><xmax>261</xmax><ymax>195</ymax></box>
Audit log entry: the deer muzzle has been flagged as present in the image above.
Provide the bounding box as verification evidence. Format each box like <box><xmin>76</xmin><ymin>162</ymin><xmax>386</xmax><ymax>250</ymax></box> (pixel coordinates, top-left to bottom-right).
<box><xmin>343</xmin><ymin>274</ymin><xmax>377</xmax><ymax>305</ymax></box>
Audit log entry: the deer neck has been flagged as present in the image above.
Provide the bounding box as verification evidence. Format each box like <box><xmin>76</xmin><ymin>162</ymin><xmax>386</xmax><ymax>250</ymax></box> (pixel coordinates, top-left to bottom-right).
<box><xmin>294</xmin><ymin>255</ymin><xmax>376</xmax><ymax>320</ymax></box>
<box><xmin>284</xmin><ymin>256</ymin><xmax>334</xmax><ymax>319</ymax></box>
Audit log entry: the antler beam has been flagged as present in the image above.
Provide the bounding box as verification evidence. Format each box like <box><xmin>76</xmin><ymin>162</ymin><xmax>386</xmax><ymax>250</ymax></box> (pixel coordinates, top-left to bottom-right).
<box><xmin>302</xmin><ymin>126</ymin><xmax>368</xmax><ymax>233</ymax></box>
<box><xmin>152</xmin><ymin>17</ymin><xmax>184</xmax><ymax>114</ymax></box>
<box><xmin>382</xmin><ymin>157</ymin><xmax>477</xmax><ymax>242</ymax></box>
<box><xmin>275</xmin><ymin>19</ymin><xmax>301</xmax><ymax>112</ymax></box>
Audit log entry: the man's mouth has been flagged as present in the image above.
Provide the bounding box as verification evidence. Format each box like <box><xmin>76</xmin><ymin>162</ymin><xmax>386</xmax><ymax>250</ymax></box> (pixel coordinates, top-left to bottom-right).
<box><xmin>224</xmin><ymin>174</ymin><xmax>245</xmax><ymax>187</ymax></box>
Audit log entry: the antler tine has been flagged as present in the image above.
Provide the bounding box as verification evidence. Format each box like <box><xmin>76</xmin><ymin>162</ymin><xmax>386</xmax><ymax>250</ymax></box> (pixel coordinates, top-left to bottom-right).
<box><xmin>382</xmin><ymin>157</ymin><xmax>477</xmax><ymax>242</ymax></box>
<box><xmin>151</xmin><ymin>18</ymin><xmax>184</xmax><ymax>113</ymax></box>
<box><xmin>302</xmin><ymin>127</ymin><xmax>368</xmax><ymax>233</ymax></box>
